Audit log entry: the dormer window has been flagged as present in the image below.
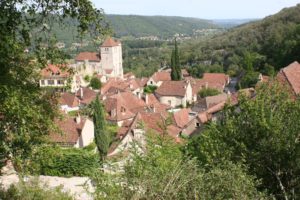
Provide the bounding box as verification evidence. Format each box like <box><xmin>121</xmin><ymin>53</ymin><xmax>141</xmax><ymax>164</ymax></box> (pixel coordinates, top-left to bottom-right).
<box><xmin>121</xmin><ymin>107</ymin><xmax>126</xmax><ymax>113</ymax></box>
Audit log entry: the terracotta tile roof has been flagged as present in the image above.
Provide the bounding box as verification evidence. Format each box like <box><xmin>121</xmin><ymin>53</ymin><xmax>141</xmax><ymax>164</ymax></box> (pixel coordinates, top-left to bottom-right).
<box><xmin>202</xmin><ymin>73</ymin><xmax>229</xmax><ymax>85</ymax></box>
<box><xmin>75</xmin><ymin>52</ymin><xmax>100</xmax><ymax>62</ymax></box>
<box><xmin>59</xmin><ymin>93</ymin><xmax>80</xmax><ymax>108</ymax></box>
<box><xmin>155</xmin><ymin>81</ymin><xmax>189</xmax><ymax>97</ymax></box>
<box><xmin>173</xmin><ymin>108</ymin><xmax>191</xmax><ymax>128</ymax></box>
<box><xmin>205</xmin><ymin>93</ymin><xmax>229</xmax><ymax>108</ymax></box>
<box><xmin>101</xmin><ymin>37</ymin><xmax>121</xmax><ymax>47</ymax></box>
<box><xmin>278</xmin><ymin>61</ymin><xmax>300</xmax><ymax>95</ymax></box>
<box><xmin>123</xmin><ymin>72</ymin><xmax>135</xmax><ymax>79</ymax></box>
<box><xmin>197</xmin><ymin>112</ymin><xmax>209</xmax><ymax>123</ymax></box>
<box><xmin>151</xmin><ymin>71</ymin><xmax>171</xmax><ymax>82</ymax></box>
<box><xmin>101</xmin><ymin>78</ymin><xmax>143</xmax><ymax>96</ymax></box>
<box><xmin>206</xmin><ymin>101</ymin><xmax>226</xmax><ymax>114</ymax></box>
<box><xmin>76</xmin><ymin>87</ymin><xmax>98</xmax><ymax>105</ymax></box>
<box><xmin>181</xmin><ymin>69</ymin><xmax>190</xmax><ymax>77</ymax></box>
<box><xmin>40</xmin><ymin>64</ymin><xmax>70</xmax><ymax>78</ymax></box>
<box><xmin>49</xmin><ymin>116</ymin><xmax>86</xmax><ymax>145</ymax></box>
<box><xmin>145</xmin><ymin>94</ymin><xmax>171</xmax><ymax>117</ymax></box>
<box><xmin>104</xmin><ymin>92</ymin><xmax>146</xmax><ymax>122</ymax></box>
<box><xmin>135</xmin><ymin>77</ymin><xmax>149</xmax><ymax>87</ymax></box>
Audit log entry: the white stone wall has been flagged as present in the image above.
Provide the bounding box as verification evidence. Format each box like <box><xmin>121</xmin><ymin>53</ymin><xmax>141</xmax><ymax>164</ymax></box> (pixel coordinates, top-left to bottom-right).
<box><xmin>158</xmin><ymin>96</ymin><xmax>185</xmax><ymax>108</ymax></box>
<box><xmin>100</xmin><ymin>44</ymin><xmax>123</xmax><ymax>78</ymax></box>
<box><xmin>78</xmin><ymin>119</ymin><xmax>94</xmax><ymax>147</ymax></box>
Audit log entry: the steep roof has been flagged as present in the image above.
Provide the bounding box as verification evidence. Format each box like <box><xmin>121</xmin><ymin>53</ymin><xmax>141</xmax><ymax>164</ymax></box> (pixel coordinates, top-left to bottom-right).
<box><xmin>40</xmin><ymin>64</ymin><xmax>70</xmax><ymax>78</ymax></box>
<box><xmin>155</xmin><ymin>81</ymin><xmax>189</xmax><ymax>97</ymax></box>
<box><xmin>151</xmin><ymin>71</ymin><xmax>171</xmax><ymax>82</ymax></box>
<box><xmin>59</xmin><ymin>93</ymin><xmax>79</xmax><ymax>108</ymax></box>
<box><xmin>76</xmin><ymin>87</ymin><xmax>98</xmax><ymax>105</ymax></box>
<box><xmin>50</xmin><ymin>116</ymin><xmax>86</xmax><ymax>145</ymax></box>
<box><xmin>75</xmin><ymin>52</ymin><xmax>100</xmax><ymax>62</ymax></box>
<box><xmin>205</xmin><ymin>93</ymin><xmax>229</xmax><ymax>108</ymax></box>
<box><xmin>101</xmin><ymin>37</ymin><xmax>121</xmax><ymax>47</ymax></box>
<box><xmin>279</xmin><ymin>61</ymin><xmax>300</xmax><ymax>95</ymax></box>
<box><xmin>173</xmin><ymin>108</ymin><xmax>192</xmax><ymax>128</ymax></box>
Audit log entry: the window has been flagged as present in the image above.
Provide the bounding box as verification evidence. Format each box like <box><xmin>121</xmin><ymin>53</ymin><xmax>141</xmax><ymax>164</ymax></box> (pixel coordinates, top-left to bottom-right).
<box><xmin>196</xmin><ymin>122</ymin><xmax>200</xmax><ymax>127</ymax></box>
<box><xmin>105</xmin><ymin>48</ymin><xmax>109</xmax><ymax>51</ymax></box>
<box><xmin>150</xmin><ymin>81</ymin><xmax>153</xmax><ymax>84</ymax></box>
<box><xmin>57</xmin><ymin>80</ymin><xmax>64</xmax><ymax>85</ymax></box>
<box><xmin>121</xmin><ymin>107</ymin><xmax>126</xmax><ymax>113</ymax></box>
<box><xmin>40</xmin><ymin>80</ymin><xmax>45</xmax><ymax>85</ymax></box>
<box><xmin>48</xmin><ymin>80</ymin><xmax>54</xmax><ymax>85</ymax></box>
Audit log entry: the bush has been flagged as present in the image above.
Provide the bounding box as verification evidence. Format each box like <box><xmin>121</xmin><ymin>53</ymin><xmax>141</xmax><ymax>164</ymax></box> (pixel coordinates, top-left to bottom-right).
<box><xmin>0</xmin><ymin>179</ymin><xmax>72</xmax><ymax>200</ymax></box>
<box><xmin>198</xmin><ymin>88</ymin><xmax>221</xmax><ymax>98</ymax></box>
<box><xmin>26</xmin><ymin>145</ymin><xmax>100</xmax><ymax>177</ymax></box>
<box><xmin>143</xmin><ymin>85</ymin><xmax>157</xmax><ymax>93</ymax></box>
<box><xmin>90</xmin><ymin>77</ymin><xmax>102</xmax><ymax>89</ymax></box>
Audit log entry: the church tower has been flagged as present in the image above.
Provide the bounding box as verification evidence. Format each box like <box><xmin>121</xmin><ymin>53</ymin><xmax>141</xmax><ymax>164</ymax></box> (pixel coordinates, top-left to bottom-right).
<box><xmin>100</xmin><ymin>37</ymin><xmax>123</xmax><ymax>78</ymax></box>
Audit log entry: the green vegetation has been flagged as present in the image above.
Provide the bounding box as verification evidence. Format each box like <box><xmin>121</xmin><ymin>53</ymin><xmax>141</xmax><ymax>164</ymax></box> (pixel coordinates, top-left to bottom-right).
<box><xmin>90</xmin><ymin>76</ymin><xmax>102</xmax><ymax>89</ymax></box>
<box><xmin>171</xmin><ymin>39</ymin><xmax>182</xmax><ymax>80</ymax></box>
<box><xmin>25</xmin><ymin>145</ymin><xmax>99</xmax><ymax>177</ymax></box>
<box><xmin>93</xmin><ymin>96</ymin><xmax>111</xmax><ymax>159</ymax></box>
<box><xmin>107</xmin><ymin>15</ymin><xmax>219</xmax><ymax>38</ymax></box>
<box><xmin>92</xmin><ymin>134</ymin><xmax>266</xmax><ymax>199</ymax></box>
<box><xmin>143</xmin><ymin>85</ymin><xmax>158</xmax><ymax>93</ymax></box>
<box><xmin>198</xmin><ymin>88</ymin><xmax>221</xmax><ymax>98</ymax></box>
<box><xmin>180</xmin><ymin>4</ymin><xmax>300</xmax><ymax>76</ymax></box>
<box><xmin>186</xmin><ymin>83</ymin><xmax>300</xmax><ymax>199</ymax></box>
<box><xmin>0</xmin><ymin>179</ymin><xmax>72</xmax><ymax>200</ymax></box>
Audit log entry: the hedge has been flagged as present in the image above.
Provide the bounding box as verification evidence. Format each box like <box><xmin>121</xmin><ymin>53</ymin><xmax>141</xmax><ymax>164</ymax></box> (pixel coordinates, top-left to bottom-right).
<box><xmin>27</xmin><ymin>145</ymin><xmax>100</xmax><ymax>177</ymax></box>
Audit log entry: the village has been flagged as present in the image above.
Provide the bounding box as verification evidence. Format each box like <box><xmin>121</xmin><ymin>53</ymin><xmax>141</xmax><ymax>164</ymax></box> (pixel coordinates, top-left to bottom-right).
<box><xmin>38</xmin><ymin>37</ymin><xmax>300</xmax><ymax>158</ymax></box>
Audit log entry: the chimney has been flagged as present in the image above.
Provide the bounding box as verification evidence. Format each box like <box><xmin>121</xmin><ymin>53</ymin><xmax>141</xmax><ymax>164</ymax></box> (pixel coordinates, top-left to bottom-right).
<box><xmin>80</xmin><ymin>87</ymin><xmax>83</xmax><ymax>99</ymax></box>
<box><xmin>152</xmin><ymin>105</ymin><xmax>156</xmax><ymax>113</ymax></box>
<box><xmin>205</xmin><ymin>82</ymin><xmax>208</xmax><ymax>89</ymax></box>
<box><xmin>75</xmin><ymin>114</ymin><xmax>81</xmax><ymax>124</ymax></box>
<box><xmin>103</xmin><ymin>95</ymin><xmax>107</xmax><ymax>100</ymax></box>
<box><xmin>145</xmin><ymin>94</ymin><xmax>149</xmax><ymax>104</ymax></box>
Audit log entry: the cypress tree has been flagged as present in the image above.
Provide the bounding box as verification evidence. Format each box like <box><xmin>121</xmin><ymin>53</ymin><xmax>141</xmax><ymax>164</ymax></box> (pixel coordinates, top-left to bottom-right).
<box><xmin>93</xmin><ymin>96</ymin><xmax>110</xmax><ymax>160</ymax></box>
<box><xmin>174</xmin><ymin>38</ymin><xmax>182</xmax><ymax>80</ymax></box>
<box><xmin>170</xmin><ymin>49</ymin><xmax>178</xmax><ymax>80</ymax></box>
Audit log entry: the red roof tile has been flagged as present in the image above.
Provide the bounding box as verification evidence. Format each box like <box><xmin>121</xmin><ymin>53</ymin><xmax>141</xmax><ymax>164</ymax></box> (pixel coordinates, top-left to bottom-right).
<box><xmin>76</xmin><ymin>87</ymin><xmax>98</xmax><ymax>105</ymax></box>
<box><xmin>279</xmin><ymin>61</ymin><xmax>300</xmax><ymax>95</ymax></box>
<box><xmin>75</xmin><ymin>52</ymin><xmax>100</xmax><ymax>62</ymax></box>
<box><xmin>49</xmin><ymin>116</ymin><xmax>86</xmax><ymax>144</ymax></box>
<box><xmin>173</xmin><ymin>108</ymin><xmax>191</xmax><ymax>128</ymax></box>
<box><xmin>155</xmin><ymin>81</ymin><xmax>189</xmax><ymax>97</ymax></box>
<box><xmin>151</xmin><ymin>71</ymin><xmax>171</xmax><ymax>82</ymax></box>
<box><xmin>40</xmin><ymin>64</ymin><xmax>70</xmax><ymax>78</ymax></box>
<box><xmin>101</xmin><ymin>37</ymin><xmax>121</xmax><ymax>47</ymax></box>
<box><xmin>59</xmin><ymin>93</ymin><xmax>80</xmax><ymax>108</ymax></box>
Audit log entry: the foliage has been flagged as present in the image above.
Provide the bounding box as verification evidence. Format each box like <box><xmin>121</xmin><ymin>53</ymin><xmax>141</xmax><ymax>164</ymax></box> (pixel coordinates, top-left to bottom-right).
<box><xmin>186</xmin><ymin>83</ymin><xmax>300</xmax><ymax>199</ymax></box>
<box><xmin>143</xmin><ymin>85</ymin><xmax>158</xmax><ymax>93</ymax></box>
<box><xmin>90</xmin><ymin>76</ymin><xmax>102</xmax><ymax>89</ymax></box>
<box><xmin>0</xmin><ymin>179</ymin><xmax>72</xmax><ymax>200</ymax></box>
<box><xmin>239</xmin><ymin>70</ymin><xmax>260</xmax><ymax>89</ymax></box>
<box><xmin>198</xmin><ymin>88</ymin><xmax>221</xmax><ymax>98</ymax></box>
<box><xmin>180</xmin><ymin>5</ymin><xmax>300</xmax><ymax>74</ymax></box>
<box><xmin>187</xmin><ymin>63</ymin><xmax>224</xmax><ymax>78</ymax></box>
<box><xmin>0</xmin><ymin>0</ymin><xmax>109</xmax><ymax>166</ymax></box>
<box><xmin>25</xmin><ymin>145</ymin><xmax>99</xmax><ymax>177</ymax></box>
<box><xmin>84</xmin><ymin>75</ymin><xmax>91</xmax><ymax>82</ymax></box>
<box><xmin>171</xmin><ymin>39</ymin><xmax>182</xmax><ymax>80</ymax></box>
<box><xmin>92</xmin><ymin>134</ymin><xmax>266</xmax><ymax>199</ymax></box>
<box><xmin>93</xmin><ymin>96</ymin><xmax>110</xmax><ymax>159</ymax></box>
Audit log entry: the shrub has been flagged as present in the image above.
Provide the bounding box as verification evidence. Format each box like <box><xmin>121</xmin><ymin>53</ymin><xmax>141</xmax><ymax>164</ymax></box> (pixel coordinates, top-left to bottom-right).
<box><xmin>198</xmin><ymin>88</ymin><xmax>221</xmax><ymax>98</ymax></box>
<box><xmin>0</xmin><ymin>179</ymin><xmax>72</xmax><ymax>200</ymax></box>
<box><xmin>144</xmin><ymin>85</ymin><xmax>157</xmax><ymax>93</ymax></box>
<box><xmin>26</xmin><ymin>145</ymin><xmax>100</xmax><ymax>177</ymax></box>
<box><xmin>90</xmin><ymin>77</ymin><xmax>102</xmax><ymax>89</ymax></box>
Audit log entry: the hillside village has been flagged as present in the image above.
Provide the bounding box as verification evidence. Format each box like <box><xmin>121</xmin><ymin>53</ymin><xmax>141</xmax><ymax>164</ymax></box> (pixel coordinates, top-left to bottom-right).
<box><xmin>38</xmin><ymin>37</ymin><xmax>300</xmax><ymax>159</ymax></box>
<box><xmin>1</xmin><ymin>1</ymin><xmax>300</xmax><ymax>199</ymax></box>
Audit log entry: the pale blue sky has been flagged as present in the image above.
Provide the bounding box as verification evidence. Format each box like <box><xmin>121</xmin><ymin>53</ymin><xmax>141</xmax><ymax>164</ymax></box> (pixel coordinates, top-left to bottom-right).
<box><xmin>92</xmin><ymin>0</ymin><xmax>300</xmax><ymax>19</ymax></box>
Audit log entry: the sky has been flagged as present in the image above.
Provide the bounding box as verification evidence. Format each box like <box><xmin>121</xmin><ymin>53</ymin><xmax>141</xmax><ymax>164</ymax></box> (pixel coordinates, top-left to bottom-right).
<box><xmin>92</xmin><ymin>0</ymin><xmax>300</xmax><ymax>19</ymax></box>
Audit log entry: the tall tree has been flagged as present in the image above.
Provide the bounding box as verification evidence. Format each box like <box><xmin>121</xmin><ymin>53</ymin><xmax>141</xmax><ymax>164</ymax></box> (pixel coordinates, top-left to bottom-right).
<box><xmin>93</xmin><ymin>96</ymin><xmax>110</xmax><ymax>159</ymax></box>
<box><xmin>170</xmin><ymin>38</ymin><xmax>181</xmax><ymax>80</ymax></box>
<box><xmin>186</xmin><ymin>82</ymin><xmax>300</xmax><ymax>199</ymax></box>
<box><xmin>0</xmin><ymin>0</ymin><xmax>109</xmax><ymax>167</ymax></box>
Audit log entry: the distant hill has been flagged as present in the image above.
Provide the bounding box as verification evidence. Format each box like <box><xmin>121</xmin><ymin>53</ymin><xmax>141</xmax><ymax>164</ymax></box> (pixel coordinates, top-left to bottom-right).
<box><xmin>181</xmin><ymin>4</ymin><xmax>300</xmax><ymax>72</ymax></box>
<box><xmin>106</xmin><ymin>15</ymin><xmax>220</xmax><ymax>38</ymax></box>
<box><xmin>212</xmin><ymin>19</ymin><xmax>259</xmax><ymax>28</ymax></box>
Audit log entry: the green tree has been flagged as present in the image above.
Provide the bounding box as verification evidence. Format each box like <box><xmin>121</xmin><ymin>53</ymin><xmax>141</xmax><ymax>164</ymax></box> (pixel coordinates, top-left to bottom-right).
<box><xmin>198</xmin><ymin>88</ymin><xmax>221</xmax><ymax>98</ymax></box>
<box><xmin>93</xmin><ymin>96</ymin><xmax>110</xmax><ymax>159</ymax></box>
<box><xmin>92</xmin><ymin>134</ymin><xmax>267</xmax><ymax>199</ymax></box>
<box><xmin>0</xmin><ymin>0</ymin><xmax>109</xmax><ymax>168</ymax></box>
<box><xmin>170</xmin><ymin>38</ymin><xmax>181</xmax><ymax>80</ymax></box>
<box><xmin>90</xmin><ymin>77</ymin><xmax>102</xmax><ymax>89</ymax></box>
<box><xmin>186</xmin><ymin>82</ymin><xmax>300</xmax><ymax>199</ymax></box>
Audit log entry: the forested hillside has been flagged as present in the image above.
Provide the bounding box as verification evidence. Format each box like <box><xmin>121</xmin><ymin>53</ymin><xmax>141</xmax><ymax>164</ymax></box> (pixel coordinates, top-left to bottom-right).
<box><xmin>182</xmin><ymin>4</ymin><xmax>300</xmax><ymax>75</ymax></box>
<box><xmin>106</xmin><ymin>15</ymin><xmax>219</xmax><ymax>38</ymax></box>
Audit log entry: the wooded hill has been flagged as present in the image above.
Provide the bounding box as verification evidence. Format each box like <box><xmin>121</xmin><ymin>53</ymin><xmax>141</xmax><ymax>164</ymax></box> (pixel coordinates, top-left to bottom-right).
<box><xmin>106</xmin><ymin>14</ymin><xmax>219</xmax><ymax>38</ymax></box>
<box><xmin>181</xmin><ymin>4</ymin><xmax>300</xmax><ymax>74</ymax></box>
